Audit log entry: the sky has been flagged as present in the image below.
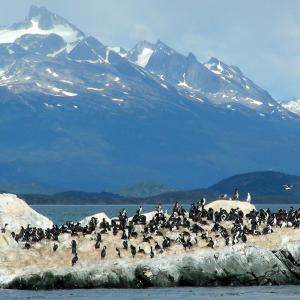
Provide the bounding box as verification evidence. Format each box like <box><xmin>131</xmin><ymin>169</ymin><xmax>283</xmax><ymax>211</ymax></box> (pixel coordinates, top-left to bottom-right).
<box><xmin>0</xmin><ymin>0</ymin><xmax>299</xmax><ymax>101</ymax></box>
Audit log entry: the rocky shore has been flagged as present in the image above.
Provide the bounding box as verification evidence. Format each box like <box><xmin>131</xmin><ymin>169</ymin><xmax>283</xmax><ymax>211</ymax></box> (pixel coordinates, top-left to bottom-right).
<box><xmin>0</xmin><ymin>193</ymin><xmax>300</xmax><ymax>289</ymax></box>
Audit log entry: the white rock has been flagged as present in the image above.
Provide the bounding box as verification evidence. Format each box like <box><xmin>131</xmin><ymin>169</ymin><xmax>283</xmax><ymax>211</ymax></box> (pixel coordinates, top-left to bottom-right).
<box><xmin>205</xmin><ymin>199</ymin><xmax>256</xmax><ymax>214</ymax></box>
<box><xmin>79</xmin><ymin>212</ymin><xmax>111</xmax><ymax>227</ymax></box>
<box><xmin>0</xmin><ymin>193</ymin><xmax>53</xmax><ymax>231</ymax></box>
<box><xmin>0</xmin><ymin>233</ymin><xmax>19</xmax><ymax>250</ymax></box>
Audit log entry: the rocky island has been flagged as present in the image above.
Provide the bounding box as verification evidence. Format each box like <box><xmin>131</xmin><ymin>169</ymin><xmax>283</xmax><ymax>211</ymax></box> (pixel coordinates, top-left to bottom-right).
<box><xmin>0</xmin><ymin>193</ymin><xmax>300</xmax><ymax>289</ymax></box>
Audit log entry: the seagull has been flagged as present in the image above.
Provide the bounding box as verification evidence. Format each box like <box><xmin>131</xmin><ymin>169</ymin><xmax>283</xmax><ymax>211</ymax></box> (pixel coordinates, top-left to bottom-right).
<box><xmin>246</xmin><ymin>192</ymin><xmax>252</xmax><ymax>203</ymax></box>
<box><xmin>283</xmin><ymin>184</ymin><xmax>295</xmax><ymax>191</ymax></box>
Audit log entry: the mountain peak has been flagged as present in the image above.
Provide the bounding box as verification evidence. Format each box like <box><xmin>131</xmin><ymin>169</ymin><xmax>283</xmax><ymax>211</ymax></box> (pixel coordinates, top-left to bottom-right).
<box><xmin>187</xmin><ymin>52</ymin><xmax>197</xmax><ymax>62</ymax></box>
<box><xmin>27</xmin><ymin>5</ymin><xmax>64</xmax><ymax>30</ymax></box>
<box><xmin>206</xmin><ymin>57</ymin><xmax>243</xmax><ymax>76</ymax></box>
<box><xmin>0</xmin><ymin>5</ymin><xmax>85</xmax><ymax>45</ymax></box>
<box><xmin>205</xmin><ymin>57</ymin><xmax>226</xmax><ymax>72</ymax></box>
<box><xmin>155</xmin><ymin>39</ymin><xmax>167</xmax><ymax>48</ymax></box>
<box><xmin>154</xmin><ymin>40</ymin><xmax>176</xmax><ymax>55</ymax></box>
<box><xmin>28</xmin><ymin>5</ymin><xmax>52</xmax><ymax>20</ymax></box>
<box><xmin>127</xmin><ymin>40</ymin><xmax>155</xmax><ymax>67</ymax></box>
<box><xmin>26</xmin><ymin>5</ymin><xmax>84</xmax><ymax>36</ymax></box>
<box><xmin>128</xmin><ymin>39</ymin><xmax>179</xmax><ymax>67</ymax></box>
<box><xmin>205</xmin><ymin>57</ymin><xmax>244</xmax><ymax>80</ymax></box>
<box><xmin>135</xmin><ymin>40</ymin><xmax>155</xmax><ymax>49</ymax></box>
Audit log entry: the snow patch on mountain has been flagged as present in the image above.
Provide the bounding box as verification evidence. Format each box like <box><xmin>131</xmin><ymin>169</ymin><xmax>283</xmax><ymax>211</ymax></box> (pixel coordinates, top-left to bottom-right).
<box><xmin>0</xmin><ymin>19</ymin><xmax>81</xmax><ymax>45</ymax></box>
<box><xmin>245</xmin><ymin>98</ymin><xmax>263</xmax><ymax>106</ymax></box>
<box><xmin>177</xmin><ymin>73</ymin><xmax>192</xmax><ymax>89</ymax></box>
<box><xmin>281</xmin><ymin>99</ymin><xmax>300</xmax><ymax>116</ymax></box>
<box><xmin>205</xmin><ymin>60</ymin><xmax>224</xmax><ymax>75</ymax></box>
<box><xmin>87</xmin><ymin>87</ymin><xmax>104</xmax><ymax>92</ymax></box>
<box><xmin>46</xmin><ymin>68</ymin><xmax>59</xmax><ymax>77</ymax></box>
<box><xmin>136</xmin><ymin>48</ymin><xmax>154</xmax><ymax>67</ymax></box>
<box><xmin>112</xmin><ymin>98</ymin><xmax>125</xmax><ymax>102</ymax></box>
<box><xmin>0</xmin><ymin>5</ymin><xmax>84</xmax><ymax>46</ymax></box>
<box><xmin>60</xmin><ymin>79</ymin><xmax>73</xmax><ymax>85</ymax></box>
<box><xmin>47</xmin><ymin>85</ymin><xmax>77</xmax><ymax>97</ymax></box>
<box><xmin>107</xmin><ymin>46</ymin><xmax>127</xmax><ymax>58</ymax></box>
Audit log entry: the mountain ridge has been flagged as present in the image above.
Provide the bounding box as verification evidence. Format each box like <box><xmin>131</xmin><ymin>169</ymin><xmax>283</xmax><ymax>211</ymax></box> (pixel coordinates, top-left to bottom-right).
<box><xmin>18</xmin><ymin>171</ymin><xmax>300</xmax><ymax>204</ymax></box>
<box><xmin>0</xmin><ymin>6</ymin><xmax>299</xmax><ymax>191</ymax></box>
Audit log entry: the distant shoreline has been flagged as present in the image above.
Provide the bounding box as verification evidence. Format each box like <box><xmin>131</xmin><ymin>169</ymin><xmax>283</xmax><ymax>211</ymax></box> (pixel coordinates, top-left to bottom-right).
<box><xmin>28</xmin><ymin>202</ymin><xmax>300</xmax><ymax>206</ymax></box>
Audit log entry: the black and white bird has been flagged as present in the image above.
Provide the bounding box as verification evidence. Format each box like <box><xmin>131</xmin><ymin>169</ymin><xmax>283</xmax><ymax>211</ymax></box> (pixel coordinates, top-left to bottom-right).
<box><xmin>1</xmin><ymin>224</ymin><xmax>8</xmax><ymax>233</ymax></box>
<box><xmin>116</xmin><ymin>247</ymin><xmax>121</xmax><ymax>258</ymax></box>
<box><xmin>283</xmin><ymin>184</ymin><xmax>295</xmax><ymax>191</ymax></box>
<box><xmin>101</xmin><ymin>246</ymin><xmax>107</xmax><ymax>259</ymax></box>
<box><xmin>200</xmin><ymin>198</ymin><xmax>206</xmax><ymax>206</ymax></box>
<box><xmin>136</xmin><ymin>206</ymin><xmax>143</xmax><ymax>216</ymax></box>
<box><xmin>207</xmin><ymin>237</ymin><xmax>214</xmax><ymax>248</ymax></box>
<box><xmin>130</xmin><ymin>245</ymin><xmax>136</xmax><ymax>258</ymax></box>
<box><xmin>72</xmin><ymin>253</ymin><xmax>78</xmax><ymax>266</ymax></box>
<box><xmin>150</xmin><ymin>246</ymin><xmax>154</xmax><ymax>258</ymax></box>
<box><xmin>123</xmin><ymin>239</ymin><xmax>128</xmax><ymax>250</ymax></box>
<box><xmin>53</xmin><ymin>243</ymin><xmax>58</xmax><ymax>252</ymax></box>
<box><xmin>71</xmin><ymin>240</ymin><xmax>77</xmax><ymax>254</ymax></box>
<box><xmin>246</xmin><ymin>192</ymin><xmax>252</xmax><ymax>203</ymax></box>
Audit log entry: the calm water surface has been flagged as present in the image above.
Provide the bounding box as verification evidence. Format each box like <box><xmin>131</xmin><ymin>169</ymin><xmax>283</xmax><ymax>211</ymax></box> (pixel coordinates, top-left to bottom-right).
<box><xmin>1</xmin><ymin>286</ymin><xmax>300</xmax><ymax>300</ymax></box>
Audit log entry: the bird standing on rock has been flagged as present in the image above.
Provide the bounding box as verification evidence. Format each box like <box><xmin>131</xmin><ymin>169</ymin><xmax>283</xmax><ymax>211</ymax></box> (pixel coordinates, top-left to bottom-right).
<box><xmin>155</xmin><ymin>241</ymin><xmax>161</xmax><ymax>251</ymax></box>
<box><xmin>53</xmin><ymin>243</ymin><xmax>58</xmax><ymax>252</ymax></box>
<box><xmin>72</xmin><ymin>253</ymin><xmax>78</xmax><ymax>266</ymax></box>
<box><xmin>101</xmin><ymin>246</ymin><xmax>107</xmax><ymax>259</ymax></box>
<box><xmin>246</xmin><ymin>192</ymin><xmax>252</xmax><ymax>203</ymax></box>
<box><xmin>123</xmin><ymin>239</ymin><xmax>128</xmax><ymax>250</ymax></box>
<box><xmin>207</xmin><ymin>237</ymin><xmax>214</xmax><ymax>248</ymax></box>
<box><xmin>130</xmin><ymin>245</ymin><xmax>136</xmax><ymax>258</ymax></box>
<box><xmin>150</xmin><ymin>246</ymin><xmax>154</xmax><ymax>258</ymax></box>
<box><xmin>95</xmin><ymin>240</ymin><xmax>101</xmax><ymax>249</ymax></box>
<box><xmin>116</xmin><ymin>247</ymin><xmax>121</xmax><ymax>258</ymax></box>
<box><xmin>1</xmin><ymin>224</ymin><xmax>8</xmax><ymax>233</ymax></box>
<box><xmin>138</xmin><ymin>247</ymin><xmax>145</xmax><ymax>254</ymax></box>
<box><xmin>71</xmin><ymin>240</ymin><xmax>77</xmax><ymax>254</ymax></box>
<box><xmin>136</xmin><ymin>206</ymin><xmax>142</xmax><ymax>216</ymax></box>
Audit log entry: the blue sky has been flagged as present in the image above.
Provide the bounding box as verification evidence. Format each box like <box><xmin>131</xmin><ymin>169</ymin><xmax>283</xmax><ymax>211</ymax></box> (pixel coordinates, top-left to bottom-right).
<box><xmin>0</xmin><ymin>0</ymin><xmax>299</xmax><ymax>100</ymax></box>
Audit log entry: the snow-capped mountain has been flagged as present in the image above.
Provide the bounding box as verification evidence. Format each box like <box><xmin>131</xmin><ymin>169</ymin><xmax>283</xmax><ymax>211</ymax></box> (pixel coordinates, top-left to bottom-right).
<box><xmin>127</xmin><ymin>40</ymin><xmax>156</xmax><ymax>67</ymax></box>
<box><xmin>0</xmin><ymin>5</ymin><xmax>84</xmax><ymax>45</ymax></box>
<box><xmin>128</xmin><ymin>40</ymin><xmax>286</xmax><ymax>117</ymax></box>
<box><xmin>0</xmin><ymin>8</ymin><xmax>178</xmax><ymax>110</ymax></box>
<box><xmin>0</xmin><ymin>5</ymin><xmax>300</xmax><ymax>192</ymax></box>
<box><xmin>0</xmin><ymin>5</ymin><xmax>293</xmax><ymax>119</ymax></box>
<box><xmin>281</xmin><ymin>99</ymin><xmax>300</xmax><ymax>116</ymax></box>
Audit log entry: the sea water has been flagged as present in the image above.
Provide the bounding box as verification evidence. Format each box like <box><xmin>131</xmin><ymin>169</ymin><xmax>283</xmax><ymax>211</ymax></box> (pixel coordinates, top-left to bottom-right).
<box><xmin>1</xmin><ymin>286</ymin><xmax>300</xmax><ymax>300</ymax></box>
<box><xmin>31</xmin><ymin>203</ymin><xmax>300</xmax><ymax>225</ymax></box>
